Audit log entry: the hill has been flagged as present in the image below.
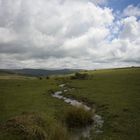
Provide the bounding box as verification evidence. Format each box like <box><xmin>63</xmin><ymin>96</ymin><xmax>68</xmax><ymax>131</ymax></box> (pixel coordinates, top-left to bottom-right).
<box><xmin>0</xmin><ymin>68</ymin><xmax>80</xmax><ymax>76</ymax></box>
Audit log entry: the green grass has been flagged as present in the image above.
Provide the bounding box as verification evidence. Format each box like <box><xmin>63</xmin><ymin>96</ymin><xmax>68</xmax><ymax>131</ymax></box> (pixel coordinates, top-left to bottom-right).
<box><xmin>64</xmin><ymin>107</ymin><xmax>93</xmax><ymax>128</ymax></box>
<box><xmin>0</xmin><ymin>112</ymin><xmax>47</xmax><ymax>140</ymax></box>
<box><xmin>63</xmin><ymin>67</ymin><xmax>140</xmax><ymax>140</ymax></box>
<box><xmin>0</xmin><ymin>112</ymin><xmax>70</xmax><ymax>140</ymax></box>
<box><xmin>0</xmin><ymin>71</ymin><xmax>34</xmax><ymax>80</ymax></box>
<box><xmin>0</xmin><ymin>67</ymin><xmax>140</xmax><ymax>140</ymax></box>
<box><xmin>0</xmin><ymin>77</ymin><xmax>71</xmax><ymax>140</ymax></box>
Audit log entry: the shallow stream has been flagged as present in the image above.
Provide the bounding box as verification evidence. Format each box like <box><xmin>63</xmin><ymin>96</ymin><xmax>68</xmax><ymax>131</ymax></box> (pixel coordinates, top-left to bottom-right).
<box><xmin>52</xmin><ymin>84</ymin><xmax>104</xmax><ymax>139</ymax></box>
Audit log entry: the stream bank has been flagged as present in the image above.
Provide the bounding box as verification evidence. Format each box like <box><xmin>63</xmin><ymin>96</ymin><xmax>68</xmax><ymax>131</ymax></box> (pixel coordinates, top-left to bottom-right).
<box><xmin>52</xmin><ymin>84</ymin><xmax>104</xmax><ymax>139</ymax></box>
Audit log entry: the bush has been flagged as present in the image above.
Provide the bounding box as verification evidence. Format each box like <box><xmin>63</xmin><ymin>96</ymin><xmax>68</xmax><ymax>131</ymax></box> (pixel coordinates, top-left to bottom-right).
<box><xmin>70</xmin><ymin>72</ymin><xmax>89</xmax><ymax>80</ymax></box>
<box><xmin>38</xmin><ymin>77</ymin><xmax>42</xmax><ymax>80</ymax></box>
<box><xmin>64</xmin><ymin>107</ymin><xmax>93</xmax><ymax>128</ymax></box>
<box><xmin>46</xmin><ymin>76</ymin><xmax>50</xmax><ymax>79</ymax></box>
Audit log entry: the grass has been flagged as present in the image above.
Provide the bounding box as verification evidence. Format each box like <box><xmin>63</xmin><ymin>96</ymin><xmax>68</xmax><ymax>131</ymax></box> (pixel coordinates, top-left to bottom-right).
<box><xmin>0</xmin><ymin>112</ymin><xmax>70</xmax><ymax>140</ymax></box>
<box><xmin>48</xmin><ymin>123</ymin><xmax>70</xmax><ymax>140</ymax></box>
<box><xmin>0</xmin><ymin>77</ymin><xmax>67</xmax><ymax>122</ymax></box>
<box><xmin>0</xmin><ymin>67</ymin><xmax>140</xmax><ymax>140</ymax></box>
<box><xmin>0</xmin><ymin>112</ymin><xmax>47</xmax><ymax>140</ymax></box>
<box><xmin>0</xmin><ymin>76</ymin><xmax>71</xmax><ymax>140</ymax></box>
<box><xmin>62</xmin><ymin>67</ymin><xmax>140</xmax><ymax>140</ymax></box>
<box><xmin>64</xmin><ymin>107</ymin><xmax>93</xmax><ymax>128</ymax></box>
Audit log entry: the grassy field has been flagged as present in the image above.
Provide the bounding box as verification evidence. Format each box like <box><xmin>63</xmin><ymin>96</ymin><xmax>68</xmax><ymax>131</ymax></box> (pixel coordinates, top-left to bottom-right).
<box><xmin>0</xmin><ymin>67</ymin><xmax>140</xmax><ymax>140</ymax></box>
<box><xmin>0</xmin><ymin>75</ymin><xmax>72</xmax><ymax>140</ymax></box>
<box><xmin>64</xmin><ymin>67</ymin><xmax>140</xmax><ymax>140</ymax></box>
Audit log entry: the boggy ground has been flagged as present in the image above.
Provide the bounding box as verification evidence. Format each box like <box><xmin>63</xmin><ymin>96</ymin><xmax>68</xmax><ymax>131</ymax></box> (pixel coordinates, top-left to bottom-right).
<box><xmin>0</xmin><ymin>67</ymin><xmax>140</xmax><ymax>140</ymax></box>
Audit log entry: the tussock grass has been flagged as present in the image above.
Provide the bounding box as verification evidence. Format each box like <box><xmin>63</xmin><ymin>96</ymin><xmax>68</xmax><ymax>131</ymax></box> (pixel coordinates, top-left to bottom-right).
<box><xmin>48</xmin><ymin>123</ymin><xmax>70</xmax><ymax>140</ymax></box>
<box><xmin>0</xmin><ymin>112</ymin><xmax>70</xmax><ymax>140</ymax></box>
<box><xmin>64</xmin><ymin>107</ymin><xmax>94</xmax><ymax>128</ymax></box>
<box><xmin>0</xmin><ymin>112</ymin><xmax>47</xmax><ymax>140</ymax></box>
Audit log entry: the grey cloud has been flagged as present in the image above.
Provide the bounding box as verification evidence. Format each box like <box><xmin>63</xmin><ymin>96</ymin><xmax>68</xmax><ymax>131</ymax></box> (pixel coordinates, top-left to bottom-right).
<box><xmin>0</xmin><ymin>0</ymin><xmax>140</xmax><ymax>69</ymax></box>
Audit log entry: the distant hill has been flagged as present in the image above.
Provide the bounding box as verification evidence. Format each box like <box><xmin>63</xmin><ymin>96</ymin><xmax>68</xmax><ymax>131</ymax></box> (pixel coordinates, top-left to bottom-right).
<box><xmin>0</xmin><ymin>69</ymin><xmax>80</xmax><ymax>76</ymax></box>
<box><xmin>0</xmin><ymin>70</ymin><xmax>16</xmax><ymax>75</ymax></box>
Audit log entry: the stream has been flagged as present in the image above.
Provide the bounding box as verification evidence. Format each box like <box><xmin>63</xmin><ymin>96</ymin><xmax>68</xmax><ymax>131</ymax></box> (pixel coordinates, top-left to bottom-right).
<box><xmin>52</xmin><ymin>84</ymin><xmax>104</xmax><ymax>139</ymax></box>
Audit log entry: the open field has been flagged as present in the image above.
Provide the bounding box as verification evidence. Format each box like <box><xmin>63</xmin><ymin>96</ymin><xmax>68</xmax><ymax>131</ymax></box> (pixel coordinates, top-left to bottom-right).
<box><xmin>65</xmin><ymin>67</ymin><xmax>140</xmax><ymax>140</ymax></box>
<box><xmin>0</xmin><ymin>67</ymin><xmax>140</xmax><ymax>140</ymax></box>
<box><xmin>0</xmin><ymin>75</ymin><xmax>72</xmax><ymax>140</ymax></box>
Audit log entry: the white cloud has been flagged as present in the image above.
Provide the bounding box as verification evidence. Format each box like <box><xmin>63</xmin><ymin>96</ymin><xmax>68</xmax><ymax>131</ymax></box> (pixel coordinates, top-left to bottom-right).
<box><xmin>0</xmin><ymin>0</ymin><xmax>140</xmax><ymax>69</ymax></box>
<box><xmin>119</xmin><ymin>16</ymin><xmax>140</xmax><ymax>41</ymax></box>
<box><xmin>123</xmin><ymin>5</ymin><xmax>140</xmax><ymax>17</ymax></box>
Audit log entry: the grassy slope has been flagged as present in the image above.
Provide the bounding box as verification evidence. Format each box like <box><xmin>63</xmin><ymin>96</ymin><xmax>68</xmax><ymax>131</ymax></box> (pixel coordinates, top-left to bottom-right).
<box><xmin>0</xmin><ymin>71</ymin><xmax>31</xmax><ymax>80</ymax></box>
<box><xmin>0</xmin><ymin>68</ymin><xmax>140</xmax><ymax>140</ymax></box>
<box><xmin>0</xmin><ymin>77</ymin><xmax>70</xmax><ymax>140</ymax></box>
<box><xmin>64</xmin><ymin>67</ymin><xmax>140</xmax><ymax>140</ymax></box>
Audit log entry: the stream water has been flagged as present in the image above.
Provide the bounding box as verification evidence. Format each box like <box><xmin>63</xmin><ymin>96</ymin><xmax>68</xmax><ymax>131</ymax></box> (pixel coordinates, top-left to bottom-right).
<box><xmin>52</xmin><ymin>84</ymin><xmax>104</xmax><ymax>139</ymax></box>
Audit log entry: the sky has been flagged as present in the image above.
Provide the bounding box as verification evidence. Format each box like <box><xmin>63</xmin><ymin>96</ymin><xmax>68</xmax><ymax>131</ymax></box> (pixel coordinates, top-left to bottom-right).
<box><xmin>0</xmin><ymin>0</ymin><xmax>140</xmax><ymax>69</ymax></box>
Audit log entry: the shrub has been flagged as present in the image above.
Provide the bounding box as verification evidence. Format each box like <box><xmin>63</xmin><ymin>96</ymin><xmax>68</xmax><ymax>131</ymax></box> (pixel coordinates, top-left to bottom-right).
<box><xmin>39</xmin><ymin>77</ymin><xmax>42</xmax><ymax>80</ymax></box>
<box><xmin>70</xmin><ymin>72</ymin><xmax>89</xmax><ymax>80</ymax></box>
<box><xmin>64</xmin><ymin>107</ymin><xmax>94</xmax><ymax>128</ymax></box>
<box><xmin>46</xmin><ymin>76</ymin><xmax>50</xmax><ymax>79</ymax></box>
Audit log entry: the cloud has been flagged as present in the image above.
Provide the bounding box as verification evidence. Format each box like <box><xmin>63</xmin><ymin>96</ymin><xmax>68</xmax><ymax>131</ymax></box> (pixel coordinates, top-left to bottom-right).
<box><xmin>0</xmin><ymin>27</ymin><xmax>17</xmax><ymax>43</ymax></box>
<box><xmin>89</xmin><ymin>0</ymin><xmax>109</xmax><ymax>5</ymax></box>
<box><xmin>119</xmin><ymin>16</ymin><xmax>140</xmax><ymax>41</ymax></box>
<box><xmin>0</xmin><ymin>0</ymin><xmax>140</xmax><ymax>69</ymax></box>
<box><xmin>123</xmin><ymin>5</ymin><xmax>140</xmax><ymax>17</ymax></box>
